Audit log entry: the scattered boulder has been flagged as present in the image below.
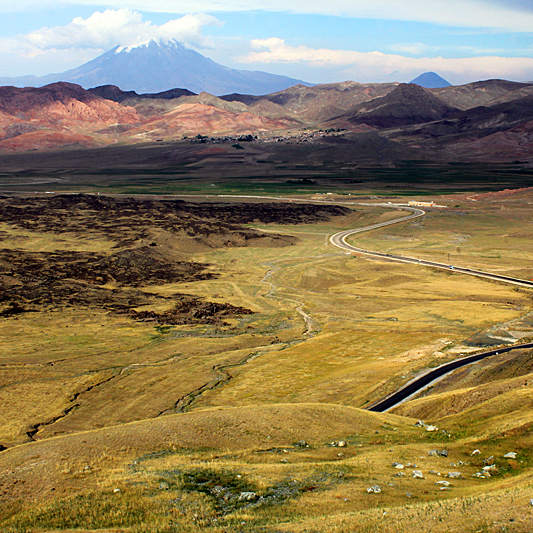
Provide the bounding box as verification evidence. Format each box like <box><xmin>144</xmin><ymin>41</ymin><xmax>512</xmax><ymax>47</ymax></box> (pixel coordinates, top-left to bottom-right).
<box><xmin>392</xmin><ymin>462</ymin><xmax>404</xmax><ymax>469</ymax></box>
<box><xmin>529</xmin><ymin>499</ymin><xmax>533</xmax><ymax>507</ymax></box>
<box><xmin>448</xmin><ymin>472</ymin><xmax>462</xmax><ymax>479</ymax></box>
<box><xmin>367</xmin><ymin>485</ymin><xmax>381</xmax><ymax>494</ymax></box>
<box><xmin>483</xmin><ymin>456</ymin><xmax>495</xmax><ymax>466</ymax></box>
<box><xmin>483</xmin><ymin>465</ymin><xmax>499</xmax><ymax>475</ymax></box>
<box><xmin>330</xmin><ymin>441</ymin><xmax>347</xmax><ymax>447</ymax></box>
<box><xmin>436</xmin><ymin>480</ymin><xmax>451</xmax><ymax>487</ymax></box>
<box><xmin>504</xmin><ymin>452</ymin><xmax>517</xmax><ymax>459</ymax></box>
<box><xmin>428</xmin><ymin>449</ymin><xmax>448</xmax><ymax>457</ymax></box>
<box><xmin>412</xmin><ymin>470</ymin><xmax>424</xmax><ymax>479</ymax></box>
<box><xmin>239</xmin><ymin>492</ymin><xmax>258</xmax><ymax>502</ymax></box>
<box><xmin>426</xmin><ymin>425</ymin><xmax>439</xmax><ymax>432</ymax></box>
<box><xmin>471</xmin><ymin>449</ymin><xmax>481</xmax><ymax>456</ymax></box>
<box><xmin>415</xmin><ymin>420</ymin><xmax>426</xmax><ymax>427</ymax></box>
<box><xmin>113</xmin><ymin>488</ymin><xmax>121</xmax><ymax>493</ymax></box>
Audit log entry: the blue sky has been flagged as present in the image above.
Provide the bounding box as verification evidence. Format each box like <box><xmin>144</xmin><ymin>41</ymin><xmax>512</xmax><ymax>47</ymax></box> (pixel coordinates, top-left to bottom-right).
<box><xmin>0</xmin><ymin>1</ymin><xmax>532</xmax><ymax>85</ymax></box>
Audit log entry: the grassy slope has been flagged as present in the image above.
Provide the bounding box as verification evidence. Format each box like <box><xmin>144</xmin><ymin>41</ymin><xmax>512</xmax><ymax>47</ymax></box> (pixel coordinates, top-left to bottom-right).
<box><xmin>2</xmin><ymin>192</ymin><xmax>533</xmax><ymax>532</ymax></box>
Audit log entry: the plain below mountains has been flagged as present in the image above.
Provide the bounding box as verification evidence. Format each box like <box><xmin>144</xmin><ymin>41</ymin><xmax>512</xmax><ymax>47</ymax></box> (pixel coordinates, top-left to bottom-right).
<box><xmin>0</xmin><ymin>77</ymin><xmax>532</xmax><ymax>162</ymax></box>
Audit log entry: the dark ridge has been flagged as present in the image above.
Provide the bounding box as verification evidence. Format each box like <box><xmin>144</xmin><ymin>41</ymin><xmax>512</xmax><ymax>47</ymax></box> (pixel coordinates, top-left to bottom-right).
<box><xmin>87</xmin><ymin>84</ymin><xmax>138</xmax><ymax>102</ymax></box>
<box><xmin>401</xmin><ymin>94</ymin><xmax>533</xmax><ymax>140</ymax></box>
<box><xmin>346</xmin><ymin>83</ymin><xmax>460</xmax><ymax>128</ymax></box>
<box><xmin>140</xmin><ymin>87</ymin><xmax>197</xmax><ymax>100</ymax></box>
<box><xmin>454</xmin><ymin>79</ymin><xmax>533</xmax><ymax>92</ymax></box>
<box><xmin>88</xmin><ymin>84</ymin><xmax>196</xmax><ymax>103</ymax></box>
<box><xmin>219</xmin><ymin>93</ymin><xmax>263</xmax><ymax>105</ymax></box>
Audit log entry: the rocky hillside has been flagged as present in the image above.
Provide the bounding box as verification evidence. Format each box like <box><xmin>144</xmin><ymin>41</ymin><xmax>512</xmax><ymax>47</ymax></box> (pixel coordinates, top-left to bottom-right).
<box><xmin>0</xmin><ymin>82</ymin><xmax>140</xmax><ymax>151</ymax></box>
<box><xmin>1</xmin><ymin>78</ymin><xmax>533</xmax><ymax>161</ymax></box>
<box><xmin>342</xmin><ymin>83</ymin><xmax>459</xmax><ymax>128</ymax></box>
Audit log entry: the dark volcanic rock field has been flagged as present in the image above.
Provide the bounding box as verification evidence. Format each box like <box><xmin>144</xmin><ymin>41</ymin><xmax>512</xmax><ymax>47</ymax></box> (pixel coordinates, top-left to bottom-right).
<box><xmin>0</xmin><ymin>194</ymin><xmax>350</xmax><ymax>322</ymax></box>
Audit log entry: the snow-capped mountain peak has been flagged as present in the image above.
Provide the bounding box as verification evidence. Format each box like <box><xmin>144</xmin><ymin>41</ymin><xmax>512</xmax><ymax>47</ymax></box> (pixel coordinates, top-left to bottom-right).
<box><xmin>115</xmin><ymin>38</ymin><xmax>183</xmax><ymax>54</ymax></box>
<box><xmin>0</xmin><ymin>39</ymin><xmax>309</xmax><ymax>96</ymax></box>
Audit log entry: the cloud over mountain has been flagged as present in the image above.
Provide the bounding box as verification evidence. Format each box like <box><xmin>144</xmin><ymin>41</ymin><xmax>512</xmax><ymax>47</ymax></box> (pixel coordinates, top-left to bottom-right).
<box><xmin>0</xmin><ymin>9</ymin><xmax>223</xmax><ymax>76</ymax></box>
<box><xmin>243</xmin><ymin>38</ymin><xmax>533</xmax><ymax>84</ymax></box>
<box><xmin>20</xmin><ymin>10</ymin><xmax>222</xmax><ymax>53</ymax></box>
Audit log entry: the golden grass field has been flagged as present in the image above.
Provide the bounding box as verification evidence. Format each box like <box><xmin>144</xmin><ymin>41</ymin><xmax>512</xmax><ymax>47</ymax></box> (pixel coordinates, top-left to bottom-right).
<box><xmin>1</xmin><ymin>189</ymin><xmax>533</xmax><ymax>532</ymax></box>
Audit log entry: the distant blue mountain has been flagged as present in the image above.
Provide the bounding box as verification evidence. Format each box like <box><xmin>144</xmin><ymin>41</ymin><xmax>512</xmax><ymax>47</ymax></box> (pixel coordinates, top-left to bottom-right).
<box><xmin>0</xmin><ymin>39</ymin><xmax>309</xmax><ymax>96</ymax></box>
<box><xmin>409</xmin><ymin>72</ymin><xmax>452</xmax><ymax>88</ymax></box>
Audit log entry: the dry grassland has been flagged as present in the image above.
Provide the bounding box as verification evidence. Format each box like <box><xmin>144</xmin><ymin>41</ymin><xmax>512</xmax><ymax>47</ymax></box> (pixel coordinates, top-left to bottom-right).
<box><xmin>1</xmin><ymin>191</ymin><xmax>533</xmax><ymax>532</ymax></box>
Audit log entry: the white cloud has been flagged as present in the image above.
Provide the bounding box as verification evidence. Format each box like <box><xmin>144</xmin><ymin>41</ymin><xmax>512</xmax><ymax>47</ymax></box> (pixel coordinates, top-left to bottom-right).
<box><xmin>390</xmin><ymin>43</ymin><xmax>432</xmax><ymax>55</ymax></box>
<box><xmin>2</xmin><ymin>0</ymin><xmax>532</xmax><ymax>32</ymax></box>
<box><xmin>0</xmin><ymin>8</ymin><xmax>223</xmax><ymax>76</ymax></box>
<box><xmin>241</xmin><ymin>38</ymin><xmax>533</xmax><ymax>84</ymax></box>
<box><xmin>4</xmin><ymin>9</ymin><xmax>222</xmax><ymax>59</ymax></box>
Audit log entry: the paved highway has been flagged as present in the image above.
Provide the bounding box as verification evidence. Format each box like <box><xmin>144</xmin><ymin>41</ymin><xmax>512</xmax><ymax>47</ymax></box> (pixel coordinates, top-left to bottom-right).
<box><xmin>216</xmin><ymin>196</ymin><xmax>533</xmax><ymax>411</ymax></box>
<box><xmin>330</xmin><ymin>205</ymin><xmax>533</xmax><ymax>289</ymax></box>
<box><xmin>329</xmin><ymin>203</ymin><xmax>533</xmax><ymax>411</ymax></box>
<box><xmin>368</xmin><ymin>342</ymin><xmax>533</xmax><ymax>412</ymax></box>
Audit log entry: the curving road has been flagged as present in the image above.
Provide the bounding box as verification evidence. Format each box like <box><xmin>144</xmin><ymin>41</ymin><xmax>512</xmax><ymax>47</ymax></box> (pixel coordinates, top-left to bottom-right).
<box><xmin>215</xmin><ymin>196</ymin><xmax>533</xmax><ymax>411</ymax></box>
<box><xmin>330</xmin><ymin>205</ymin><xmax>533</xmax><ymax>289</ymax></box>
<box><xmin>329</xmin><ymin>203</ymin><xmax>533</xmax><ymax>411</ymax></box>
<box><xmin>367</xmin><ymin>342</ymin><xmax>533</xmax><ymax>412</ymax></box>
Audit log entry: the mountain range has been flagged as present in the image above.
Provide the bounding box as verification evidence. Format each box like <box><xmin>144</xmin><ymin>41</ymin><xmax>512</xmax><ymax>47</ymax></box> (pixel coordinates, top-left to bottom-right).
<box><xmin>0</xmin><ymin>39</ymin><xmax>308</xmax><ymax>96</ymax></box>
<box><xmin>1</xmin><ymin>77</ymin><xmax>533</xmax><ymax>162</ymax></box>
<box><xmin>0</xmin><ymin>37</ymin><xmax>531</xmax><ymax>163</ymax></box>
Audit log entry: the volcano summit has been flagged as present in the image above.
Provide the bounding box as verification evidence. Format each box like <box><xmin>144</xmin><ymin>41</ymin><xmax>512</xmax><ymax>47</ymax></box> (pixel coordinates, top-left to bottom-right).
<box><xmin>0</xmin><ymin>39</ymin><xmax>308</xmax><ymax>96</ymax></box>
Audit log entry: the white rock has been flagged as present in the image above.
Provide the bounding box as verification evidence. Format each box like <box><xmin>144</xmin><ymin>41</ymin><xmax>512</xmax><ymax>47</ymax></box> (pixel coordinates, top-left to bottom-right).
<box><xmin>113</xmin><ymin>488</ymin><xmax>121</xmax><ymax>493</ymax></box>
<box><xmin>238</xmin><ymin>492</ymin><xmax>257</xmax><ymax>502</ymax></box>
<box><xmin>436</xmin><ymin>480</ymin><xmax>451</xmax><ymax>486</ymax></box>
<box><xmin>471</xmin><ymin>449</ymin><xmax>481</xmax><ymax>456</ymax></box>
<box><xmin>483</xmin><ymin>464</ymin><xmax>499</xmax><ymax>474</ymax></box>
<box><xmin>412</xmin><ymin>470</ymin><xmax>424</xmax><ymax>479</ymax></box>
<box><xmin>504</xmin><ymin>452</ymin><xmax>517</xmax><ymax>459</ymax></box>
<box><xmin>367</xmin><ymin>485</ymin><xmax>381</xmax><ymax>494</ymax></box>
<box><xmin>448</xmin><ymin>472</ymin><xmax>462</xmax><ymax>479</ymax></box>
<box><xmin>426</xmin><ymin>425</ymin><xmax>439</xmax><ymax>432</ymax></box>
